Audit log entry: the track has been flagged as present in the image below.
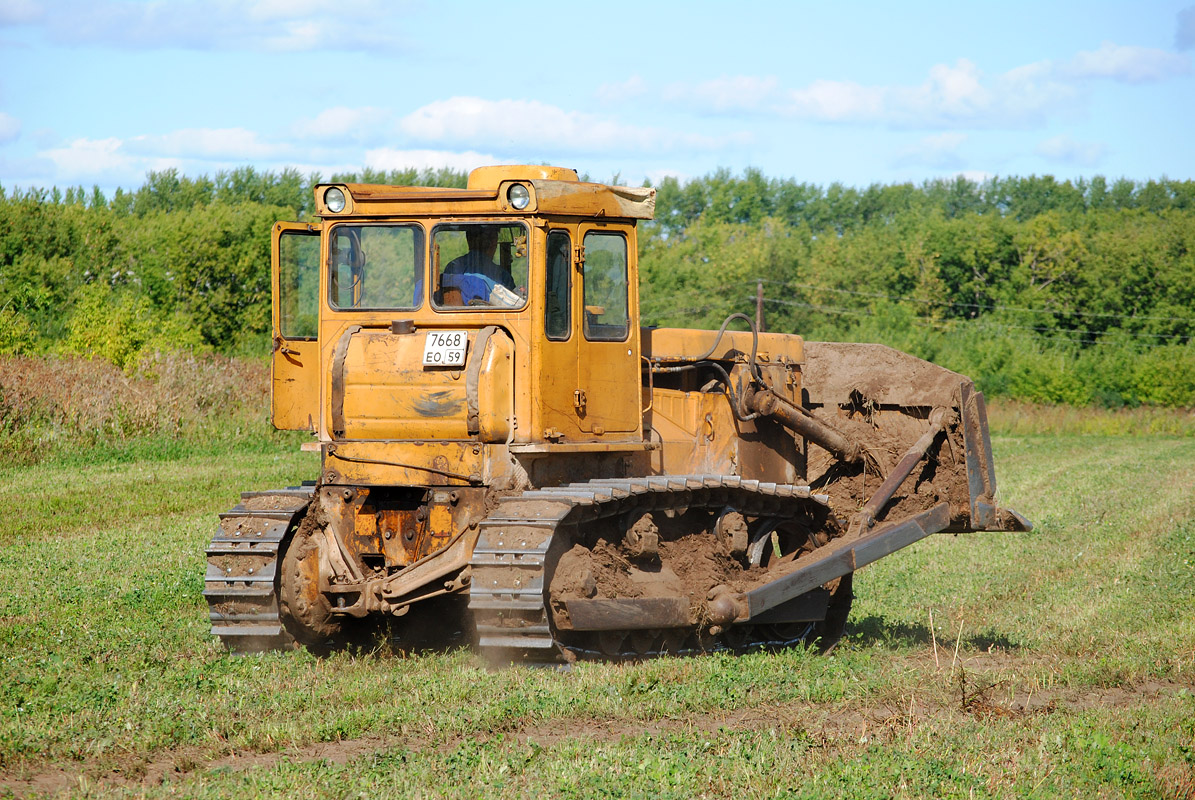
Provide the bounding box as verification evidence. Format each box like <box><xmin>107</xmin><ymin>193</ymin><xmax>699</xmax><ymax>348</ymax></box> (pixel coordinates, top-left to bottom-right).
<box><xmin>205</xmin><ymin>478</ymin><xmax>848</xmax><ymax>660</ymax></box>
<box><xmin>204</xmin><ymin>487</ymin><xmax>313</xmax><ymax>652</ymax></box>
<box><xmin>468</xmin><ymin>475</ymin><xmax>849</xmax><ymax>662</ymax></box>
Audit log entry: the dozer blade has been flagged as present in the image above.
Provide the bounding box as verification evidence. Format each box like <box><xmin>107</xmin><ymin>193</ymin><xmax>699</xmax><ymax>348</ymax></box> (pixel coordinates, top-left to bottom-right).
<box><xmin>732</xmin><ymin>503</ymin><xmax>952</xmax><ymax>623</ymax></box>
<box><xmin>800</xmin><ymin>341</ymin><xmax>1032</xmax><ymax>534</ymax></box>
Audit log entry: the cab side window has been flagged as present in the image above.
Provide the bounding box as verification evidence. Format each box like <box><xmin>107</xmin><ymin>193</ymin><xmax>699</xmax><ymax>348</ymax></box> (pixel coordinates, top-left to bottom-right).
<box><xmin>582</xmin><ymin>232</ymin><xmax>629</xmax><ymax>341</ymax></box>
<box><xmin>545</xmin><ymin>231</ymin><xmax>571</xmax><ymax>340</ymax></box>
<box><xmin>278</xmin><ymin>230</ymin><xmax>319</xmax><ymax>339</ymax></box>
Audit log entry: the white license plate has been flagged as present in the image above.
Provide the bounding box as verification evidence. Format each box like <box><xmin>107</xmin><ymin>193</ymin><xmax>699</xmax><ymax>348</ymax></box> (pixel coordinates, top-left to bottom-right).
<box><xmin>422</xmin><ymin>330</ymin><xmax>468</xmax><ymax>367</ymax></box>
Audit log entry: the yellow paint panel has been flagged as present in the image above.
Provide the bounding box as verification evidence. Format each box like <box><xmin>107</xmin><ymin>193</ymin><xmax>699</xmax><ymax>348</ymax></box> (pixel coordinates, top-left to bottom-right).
<box><xmin>642</xmin><ymin>328</ymin><xmax>804</xmax><ymax>366</ymax></box>
<box><xmin>272</xmin><ymin>340</ymin><xmax>320</xmax><ymax>431</ymax></box>
<box><xmin>324</xmin><ymin>441</ymin><xmax>497</xmax><ymax>487</ymax></box>
<box><xmin>476</xmin><ymin>331</ymin><xmax>514</xmax><ymax>442</ymax></box>
<box><xmin>336</xmin><ymin>327</ymin><xmax>515</xmax><ymax>442</ymax></box>
<box><xmin>339</xmin><ymin>331</ymin><xmax>468</xmax><ymax>440</ymax></box>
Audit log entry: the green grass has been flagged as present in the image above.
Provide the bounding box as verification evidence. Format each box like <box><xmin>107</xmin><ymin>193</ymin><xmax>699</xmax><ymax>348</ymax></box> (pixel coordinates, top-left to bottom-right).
<box><xmin>0</xmin><ymin>433</ymin><xmax>1193</xmax><ymax>798</ymax></box>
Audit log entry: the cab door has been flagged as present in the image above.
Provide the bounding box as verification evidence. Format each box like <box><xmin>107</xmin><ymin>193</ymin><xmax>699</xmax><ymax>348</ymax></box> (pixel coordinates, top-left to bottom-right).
<box><xmin>573</xmin><ymin>224</ymin><xmax>641</xmax><ymax>437</ymax></box>
<box><xmin>271</xmin><ymin>221</ymin><xmax>322</xmax><ymax>431</ymax></box>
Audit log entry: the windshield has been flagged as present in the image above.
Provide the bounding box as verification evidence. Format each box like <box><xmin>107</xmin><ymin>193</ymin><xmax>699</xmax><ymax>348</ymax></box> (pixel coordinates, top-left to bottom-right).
<box><xmin>432</xmin><ymin>222</ymin><xmax>529</xmax><ymax>309</ymax></box>
<box><xmin>328</xmin><ymin>224</ymin><xmax>424</xmax><ymax>310</ymax></box>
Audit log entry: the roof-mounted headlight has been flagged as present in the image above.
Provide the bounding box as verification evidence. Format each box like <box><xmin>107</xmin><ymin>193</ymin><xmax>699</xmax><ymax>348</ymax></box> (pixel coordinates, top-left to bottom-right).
<box><xmin>324</xmin><ymin>187</ymin><xmax>346</xmax><ymax>213</ymax></box>
<box><xmin>507</xmin><ymin>183</ymin><xmax>530</xmax><ymax>210</ymax></box>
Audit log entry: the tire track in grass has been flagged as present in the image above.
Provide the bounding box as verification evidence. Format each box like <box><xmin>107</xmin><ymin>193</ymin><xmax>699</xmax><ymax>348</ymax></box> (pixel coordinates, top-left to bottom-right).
<box><xmin>2</xmin><ymin>672</ymin><xmax>1190</xmax><ymax>798</ymax></box>
<box><xmin>2</xmin><ymin>669</ymin><xmax>1185</xmax><ymax>794</ymax></box>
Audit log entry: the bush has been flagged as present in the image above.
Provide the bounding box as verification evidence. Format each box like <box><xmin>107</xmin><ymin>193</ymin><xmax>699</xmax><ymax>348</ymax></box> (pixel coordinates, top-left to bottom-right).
<box><xmin>59</xmin><ymin>283</ymin><xmax>207</xmax><ymax>369</ymax></box>
<box><xmin>0</xmin><ymin>307</ymin><xmax>36</xmax><ymax>355</ymax></box>
<box><xmin>1132</xmin><ymin>344</ymin><xmax>1195</xmax><ymax>407</ymax></box>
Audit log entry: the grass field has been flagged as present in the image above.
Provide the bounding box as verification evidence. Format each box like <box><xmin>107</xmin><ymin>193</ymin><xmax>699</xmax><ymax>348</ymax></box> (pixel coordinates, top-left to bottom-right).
<box><xmin>0</xmin><ymin>429</ymin><xmax>1193</xmax><ymax>798</ymax></box>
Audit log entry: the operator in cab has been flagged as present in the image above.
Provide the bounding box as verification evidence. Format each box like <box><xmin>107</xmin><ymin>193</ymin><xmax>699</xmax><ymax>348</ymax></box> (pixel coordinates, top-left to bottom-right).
<box><xmin>443</xmin><ymin>226</ymin><xmax>515</xmax><ymax>290</ymax></box>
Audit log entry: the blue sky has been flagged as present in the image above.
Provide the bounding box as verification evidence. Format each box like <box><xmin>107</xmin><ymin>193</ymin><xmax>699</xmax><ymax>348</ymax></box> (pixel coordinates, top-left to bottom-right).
<box><xmin>1</xmin><ymin>0</ymin><xmax>1192</xmax><ymax>194</ymax></box>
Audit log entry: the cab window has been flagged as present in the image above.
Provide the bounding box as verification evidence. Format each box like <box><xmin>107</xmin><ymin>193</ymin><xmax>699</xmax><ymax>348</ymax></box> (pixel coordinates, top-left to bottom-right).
<box><xmin>582</xmin><ymin>231</ymin><xmax>629</xmax><ymax>341</ymax></box>
<box><xmin>432</xmin><ymin>222</ymin><xmax>528</xmax><ymax>309</ymax></box>
<box><xmin>328</xmin><ymin>224</ymin><xmax>423</xmax><ymax>310</ymax></box>
<box><xmin>545</xmin><ymin>231</ymin><xmax>571</xmax><ymax>339</ymax></box>
<box><xmin>278</xmin><ymin>230</ymin><xmax>319</xmax><ymax>338</ymax></box>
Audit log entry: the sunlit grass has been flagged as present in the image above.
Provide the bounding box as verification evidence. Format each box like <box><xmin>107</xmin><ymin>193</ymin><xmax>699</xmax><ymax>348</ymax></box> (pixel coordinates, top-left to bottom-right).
<box><xmin>0</xmin><ymin>427</ymin><xmax>1192</xmax><ymax>797</ymax></box>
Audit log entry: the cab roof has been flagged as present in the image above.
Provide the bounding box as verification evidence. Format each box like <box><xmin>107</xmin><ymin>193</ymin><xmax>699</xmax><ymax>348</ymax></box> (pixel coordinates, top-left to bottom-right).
<box><xmin>317</xmin><ymin>165</ymin><xmax>656</xmax><ymax>220</ymax></box>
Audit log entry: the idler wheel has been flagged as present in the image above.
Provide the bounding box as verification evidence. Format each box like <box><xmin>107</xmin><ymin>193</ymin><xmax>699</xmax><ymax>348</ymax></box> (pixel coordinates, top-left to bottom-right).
<box><xmin>279</xmin><ymin>526</ymin><xmax>342</xmax><ymax>645</ymax></box>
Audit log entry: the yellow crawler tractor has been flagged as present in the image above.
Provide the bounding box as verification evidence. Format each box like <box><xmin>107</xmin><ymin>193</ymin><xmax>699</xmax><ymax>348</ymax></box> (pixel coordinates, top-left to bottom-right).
<box><xmin>205</xmin><ymin>166</ymin><xmax>1030</xmax><ymax>660</ymax></box>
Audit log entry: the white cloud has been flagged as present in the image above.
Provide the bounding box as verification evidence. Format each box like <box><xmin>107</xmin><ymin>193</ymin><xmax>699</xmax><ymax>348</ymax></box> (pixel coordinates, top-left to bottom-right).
<box><xmin>40</xmin><ymin>137</ymin><xmax>178</xmax><ymax>181</ymax></box>
<box><xmin>1179</xmin><ymin>5</ymin><xmax>1195</xmax><ymax>50</ymax></box>
<box><xmin>126</xmin><ymin>128</ymin><xmax>284</xmax><ymax>160</ymax></box>
<box><xmin>785</xmin><ymin>79</ymin><xmax>887</xmax><ymax>122</ymax></box>
<box><xmin>894</xmin><ymin>132</ymin><xmax>968</xmax><ymax>169</ymax></box>
<box><xmin>0</xmin><ymin>0</ymin><xmax>42</xmax><ymax>24</ymax></box>
<box><xmin>1035</xmin><ymin>134</ymin><xmax>1107</xmax><ymax>166</ymax></box>
<box><xmin>1064</xmin><ymin>41</ymin><xmax>1190</xmax><ymax>82</ymax></box>
<box><xmin>663</xmin><ymin>75</ymin><xmax>780</xmax><ymax>113</ymax></box>
<box><xmin>293</xmin><ymin>107</ymin><xmax>392</xmax><ymax>143</ymax></box>
<box><xmin>0</xmin><ymin>111</ymin><xmax>20</xmax><ymax>144</ymax></box>
<box><xmin>642</xmin><ymin>167</ymin><xmax>690</xmax><ymax>186</ymax></box>
<box><xmin>663</xmin><ymin>42</ymin><xmax>1185</xmax><ymax>130</ymax></box>
<box><xmin>399</xmin><ymin>96</ymin><xmax>744</xmax><ymax>156</ymax></box>
<box><xmin>9</xmin><ymin>0</ymin><xmax>406</xmax><ymax>52</ymax></box>
<box><xmin>246</xmin><ymin>0</ymin><xmax>327</xmax><ymax>22</ymax></box>
<box><xmin>364</xmin><ymin>148</ymin><xmax>498</xmax><ymax>173</ymax></box>
<box><xmin>782</xmin><ymin>58</ymin><xmax>1074</xmax><ymax>128</ymax></box>
<box><xmin>597</xmin><ymin>76</ymin><xmax>648</xmax><ymax>104</ymax></box>
<box><xmin>34</xmin><ymin>128</ymin><xmax>304</xmax><ymax>188</ymax></box>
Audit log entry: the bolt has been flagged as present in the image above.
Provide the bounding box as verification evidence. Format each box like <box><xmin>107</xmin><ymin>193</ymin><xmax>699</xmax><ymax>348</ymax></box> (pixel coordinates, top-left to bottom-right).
<box><xmin>449</xmin><ymin>491</ymin><xmax>459</xmax><ymax>505</ymax></box>
<box><xmin>342</xmin><ymin>488</ymin><xmax>353</xmax><ymax>501</ymax></box>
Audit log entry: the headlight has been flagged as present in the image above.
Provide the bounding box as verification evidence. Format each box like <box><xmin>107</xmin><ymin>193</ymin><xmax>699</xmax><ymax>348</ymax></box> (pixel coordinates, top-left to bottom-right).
<box><xmin>324</xmin><ymin>187</ymin><xmax>346</xmax><ymax>213</ymax></box>
<box><xmin>507</xmin><ymin>183</ymin><xmax>530</xmax><ymax>210</ymax></box>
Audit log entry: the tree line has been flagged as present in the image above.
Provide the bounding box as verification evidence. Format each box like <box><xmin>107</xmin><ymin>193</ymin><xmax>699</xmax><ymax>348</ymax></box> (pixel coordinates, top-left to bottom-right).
<box><xmin>2</xmin><ymin>166</ymin><xmax>1193</xmax><ymax>407</ymax></box>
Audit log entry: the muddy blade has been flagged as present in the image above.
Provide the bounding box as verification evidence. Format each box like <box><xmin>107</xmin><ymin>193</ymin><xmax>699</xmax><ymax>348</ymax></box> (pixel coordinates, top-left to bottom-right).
<box><xmin>803</xmin><ymin>341</ymin><xmax>1032</xmax><ymax>534</ymax></box>
<box><xmin>741</xmin><ymin>503</ymin><xmax>951</xmax><ymax>621</ymax></box>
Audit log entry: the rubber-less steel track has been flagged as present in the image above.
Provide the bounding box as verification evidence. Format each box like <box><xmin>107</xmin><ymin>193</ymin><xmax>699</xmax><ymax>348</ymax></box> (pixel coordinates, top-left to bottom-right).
<box><xmin>468</xmin><ymin>475</ymin><xmax>836</xmax><ymax>662</ymax></box>
<box><xmin>204</xmin><ymin>487</ymin><xmax>313</xmax><ymax>652</ymax></box>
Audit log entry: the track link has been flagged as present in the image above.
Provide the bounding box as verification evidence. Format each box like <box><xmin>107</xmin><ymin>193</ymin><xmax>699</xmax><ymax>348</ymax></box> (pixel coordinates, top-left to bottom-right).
<box><xmin>204</xmin><ymin>487</ymin><xmax>313</xmax><ymax>652</ymax></box>
<box><xmin>468</xmin><ymin>475</ymin><xmax>833</xmax><ymax>662</ymax></box>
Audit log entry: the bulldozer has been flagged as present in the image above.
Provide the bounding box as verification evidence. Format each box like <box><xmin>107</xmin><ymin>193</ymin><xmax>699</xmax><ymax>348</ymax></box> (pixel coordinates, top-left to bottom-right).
<box><xmin>205</xmin><ymin>165</ymin><xmax>1030</xmax><ymax>661</ymax></box>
